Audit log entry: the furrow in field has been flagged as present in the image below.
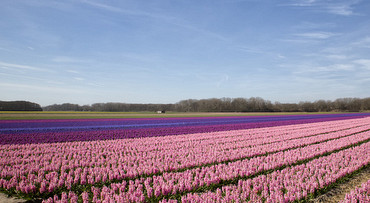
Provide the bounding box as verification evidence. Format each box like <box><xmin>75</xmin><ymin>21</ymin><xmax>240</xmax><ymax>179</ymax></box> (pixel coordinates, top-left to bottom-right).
<box><xmin>339</xmin><ymin>178</ymin><xmax>370</xmax><ymax>203</ymax></box>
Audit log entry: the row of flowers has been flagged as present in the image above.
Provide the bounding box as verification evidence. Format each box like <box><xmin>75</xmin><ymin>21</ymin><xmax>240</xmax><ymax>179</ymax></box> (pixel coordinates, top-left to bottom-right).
<box><xmin>1</xmin><ymin>118</ymin><xmax>368</xmax><ymax>180</ymax></box>
<box><xmin>0</xmin><ymin>118</ymin><xmax>368</xmax><ymax>202</ymax></box>
<box><xmin>169</xmin><ymin>142</ymin><xmax>370</xmax><ymax>203</ymax></box>
<box><xmin>2</xmin><ymin>114</ymin><xmax>369</xmax><ymax>145</ymax></box>
<box><xmin>3</xmin><ymin>113</ymin><xmax>368</xmax><ymax>130</ymax></box>
<box><xmin>41</xmin><ymin>141</ymin><xmax>370</xmax><ymax>202</ymax></box>
<box><xmin>70</xmin><ymin>130</ymin><xmax>370</xmax><ymax>202</ymax></box>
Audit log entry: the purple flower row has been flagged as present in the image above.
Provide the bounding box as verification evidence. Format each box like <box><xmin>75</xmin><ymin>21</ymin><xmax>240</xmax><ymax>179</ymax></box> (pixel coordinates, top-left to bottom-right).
<box><xmin>2</xmin><ymin>113</ymin><xmax>369</xmax><ymax>133</ymax></box>
<box><xmin>2</xmin><ymin>114</ymin><xmax>369</xmax><ymax>145</ymax></box>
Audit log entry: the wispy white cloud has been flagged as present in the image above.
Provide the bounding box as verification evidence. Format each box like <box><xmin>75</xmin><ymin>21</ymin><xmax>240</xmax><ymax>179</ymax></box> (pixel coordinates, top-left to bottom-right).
<box><xmin>81</xmin><ymin>0</ymin><xmax>176</xmax><ymax>22</ymax></box>
<box><xmin>74</xmin><ymin>77</ymin><xmax>84</xmax><ymax>81</ymax></box>
<box><xmin>216</xmin><ymin>74</ymin><xmax>230</xmax><ymax>88</ymax></box>
<box><xmin>236</xmin><ymin>46</ymin><xmax>268</xmax><ymax>54</ymax></box>
<box><xmin>236</xmin><ymin>46</ymin><xmax>285</xmax><ymax>59</ymax></box>
<box><xmin>0</xmin><ymin>66</ymin><xmax>11</xmax><ymax>71</ymax></box>
<box><xmin>120</xmin><ymin>52</ymin><xmax>161</xmax><ymax>63</ymax></box>
<box><xmin>327</xmin><ymin>4</ymin><xmax>354</xmax><ymax>16</ymax></box>
<box><xmin>294</xmin><ymin>32</ymin><xmax>337</xmax><ymax>39</ymax></box>
<box><xmin>0</xmin><ymin>46</ymin><xmax>10</xmax><ymax>51</ymax></box>
<box><xmin>168</xmin><ymin>20</ymin><xmax>230</xmax><ymax>42</ymax></box>
<box><xmin>295</xmin><ymin>63</ymin><xmax>355</xmax><ymax>74</ymax></box>
<box><xmin>326</xmin><ymin>54</ymin><xmax>348</xmax><ymax>60</ymax></box>
<box><xmin>67</xmin><ymin>70</ymin><xmax>79</xmax><ymax>74</ymax></box>
<box><xmin>285</xmin><ymin>0</ymin><xmax>317</xmax><ymax>7</ymax></box>
<box><xmin>0</xmin><ymin>72</ymin><xmax>46</xmax><ymax>81</ymax></box>
<box><xmin>353</xmin><ymin>59</ymin><xmax>370</xmax><ymax>69</ymax></box>
<box><xmin>81</xmin><ymin>0</ymin><xmax>123</xmax><ymax>13</ymax></box>
<box><xmin>81</xmin><ymin>0</ymin><xmax>230</xmax><ymax>42</ymax></box>
<box><xmin>283</xmin><ymin>0</ymin><xmax>362</xmax><ymax>16</ymax></box>
<box><xmin>45</xmin><ymin>80</ymin><xmax>65</xmax><ymax>85</ymax></box>
<box><xmin>280</xmin><ymin>39</ymin><xmax>317</xmax><ymax>44</ymax></box>
<box><xmin>0</xmin><ymin>82</ymin><xmax>82</xmax><ymax>93</ymax></box>
<box><xmin>87</xmin><ymin>82</ymin><xmax>104</xmax><ymax>87</ymax></box>
<box><xmin>19</xmin><ymin>19</ymin><xmax>61</xmax><ymax>48</ymax></box>
<box><xmin>0</xmin><ymin>61</ymin><xmax>51</xmax><ymax>72</ymax></box>
<box><xmin>351</xmin><ymin>36</ymin><xmax>370</xmax><ymax>48</ymax></box>
<box><xmin>279</xmin><ymin>61</ymin><xmax>358</xmax><ymax>84</ymax></box>
<box><xmin>0</xmin><ymin>72</ymin><xmax>66</xmax><ymax>86</ymax></box>
<box><xmin>293</xmin><ymin>22</ymin><xmax>336</xmax><ymax>30</ymax></box>
<box><xmin>277</xmin><ymin>54</ymin><xmax>286</xmax><ymax>59</ymax></box>
<box><xmin>52</xmin><ymin>56</ymin><xmax>91</xmax><ymax>63</ymax></box>
<box><xmin>192</xmin><ymin>72</ymin><xmax>230</xmax><ymax>88</ymax></box>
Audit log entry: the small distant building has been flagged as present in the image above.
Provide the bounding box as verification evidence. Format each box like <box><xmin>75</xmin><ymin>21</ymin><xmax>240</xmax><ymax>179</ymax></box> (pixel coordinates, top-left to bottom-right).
<box><xmin>157</xmin><ymin>110</ymin><xmax>166</xmax><ymax>114</ymax></box>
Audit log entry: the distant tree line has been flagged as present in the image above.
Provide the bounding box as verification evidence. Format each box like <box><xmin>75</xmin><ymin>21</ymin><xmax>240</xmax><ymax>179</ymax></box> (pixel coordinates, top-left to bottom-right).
<box><xmin>42</xmin><ymin>97</ymin><xmax>370</xmax><ymax>112</ymax></box>
<box><xmin>43</xmin><ymin>103</ymin><xmax>173</xmax><ymax>112</ymax></box>
<box><xmin>0</xmin><ymin>101</ymin><xmax>42</xmax><ymax>111</ymax></box>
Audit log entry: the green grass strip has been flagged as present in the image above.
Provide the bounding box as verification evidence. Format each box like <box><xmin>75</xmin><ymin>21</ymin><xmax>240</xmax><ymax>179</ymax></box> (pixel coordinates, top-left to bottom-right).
<box><xmin>0</xmin><ymin>111</ymin><xmax>351</xmax><ymax>120</ymax></box>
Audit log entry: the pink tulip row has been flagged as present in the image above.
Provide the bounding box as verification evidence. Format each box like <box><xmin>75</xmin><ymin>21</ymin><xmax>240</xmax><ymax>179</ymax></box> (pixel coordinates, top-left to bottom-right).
<box><xmin>340</xmin><ymin>179</ymin><xmax>370</xmax><ymax>203</ymax></box>
<box><xmin>66</xmin><ymin>130</ymin><xmax>369</xmax><ymax>202</ymax></box>
<box><xmin>172</xmin><ymin>142</ymin><xmax>370</xmax><ymax>203</ymax></box>
<box><xmin>1</xmin><ymin>118</ymin><xmax>368</xmax><ymax>182</ymax></box>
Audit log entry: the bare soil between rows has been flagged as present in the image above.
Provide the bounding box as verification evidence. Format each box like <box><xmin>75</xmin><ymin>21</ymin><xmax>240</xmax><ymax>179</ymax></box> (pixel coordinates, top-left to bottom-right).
<box><xmin>0</xmin><ymin>194</ymin><xmax>26</xmax><ymax>203</ymax></box>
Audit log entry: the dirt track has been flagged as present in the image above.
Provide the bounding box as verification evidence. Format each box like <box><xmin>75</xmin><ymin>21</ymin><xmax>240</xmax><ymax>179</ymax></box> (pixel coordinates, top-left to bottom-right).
<box><xmin>309</xmin><ymin>166</ymin><xmax>370</xmax><ymax>203</ymax></box>
<box><xmin>0</xmin><ymin>194</ymin><xmax>26</xmax><ymax>203</ymax></box>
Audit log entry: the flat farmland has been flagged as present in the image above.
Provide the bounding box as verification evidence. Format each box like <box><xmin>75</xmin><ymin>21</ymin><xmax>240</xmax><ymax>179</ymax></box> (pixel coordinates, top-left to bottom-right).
<box><xmin>0</xmin><ymin>111</ymin><xmax>346</xmax><ymax>120</ymax></box>
<box><xmin>0</xmin><ymin>113</ymin><xmax>369</xmax><ymax>202</ymax></box>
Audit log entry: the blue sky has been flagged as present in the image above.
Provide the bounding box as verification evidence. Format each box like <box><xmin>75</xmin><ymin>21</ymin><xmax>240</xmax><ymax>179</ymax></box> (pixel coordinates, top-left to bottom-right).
<box><xmin>1</xmin><ymin>0</ymin><xmax>370</xmax><ymax>106</ymax></box>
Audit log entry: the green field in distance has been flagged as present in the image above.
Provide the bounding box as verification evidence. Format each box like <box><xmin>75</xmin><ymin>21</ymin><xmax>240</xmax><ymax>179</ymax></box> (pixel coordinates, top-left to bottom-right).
<box><xmin>0</xmin><ymin>111</ymin><xmax>347</xmax><ymax>120</ymax></box>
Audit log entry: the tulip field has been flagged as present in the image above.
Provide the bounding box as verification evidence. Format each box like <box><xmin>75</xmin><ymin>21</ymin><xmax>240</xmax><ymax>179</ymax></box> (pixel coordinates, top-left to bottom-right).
<box><xmin>0</xmin><ymin>113</ymin><xmax>369</xmax><ymax>202</ymax></box>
